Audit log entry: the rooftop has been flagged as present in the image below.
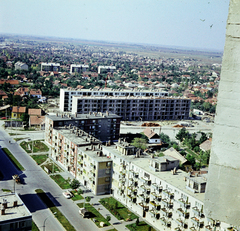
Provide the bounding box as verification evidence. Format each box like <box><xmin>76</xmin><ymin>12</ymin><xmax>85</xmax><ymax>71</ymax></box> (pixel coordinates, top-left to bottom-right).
<box><xmin>0</xmin><ymin>193</ymin><xmax>31</xmax><ymax>222</ymax></box>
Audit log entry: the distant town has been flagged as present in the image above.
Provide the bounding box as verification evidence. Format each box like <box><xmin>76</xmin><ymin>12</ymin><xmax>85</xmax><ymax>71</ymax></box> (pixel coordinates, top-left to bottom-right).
<box><xmin>0</xmin><ymin>35</ymin><xmax>231</xmax><ymax>231</ymax></box>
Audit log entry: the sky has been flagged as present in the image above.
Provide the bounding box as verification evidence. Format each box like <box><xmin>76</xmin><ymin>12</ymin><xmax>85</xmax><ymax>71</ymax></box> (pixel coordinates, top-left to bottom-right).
<box><xmin>0</xmin><ymin>0</ymin><xmax>230</xmax><ymax>51</ymax></box>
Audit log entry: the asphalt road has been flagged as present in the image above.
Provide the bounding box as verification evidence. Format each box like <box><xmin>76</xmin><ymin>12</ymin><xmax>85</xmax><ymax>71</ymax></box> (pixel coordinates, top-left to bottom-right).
<box><xmin>0</xmin><ymin>127</ymin><xmax>99</xmax><ymax>231</ymax></box>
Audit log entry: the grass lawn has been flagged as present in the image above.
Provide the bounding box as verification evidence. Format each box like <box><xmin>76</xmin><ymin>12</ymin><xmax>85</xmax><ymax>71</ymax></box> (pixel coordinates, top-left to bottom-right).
<box><xmin>185</xmin><ymin>148</ymin><xmax>199</xmax><ymax>159</ymax></box>
<box><xmin>9</xmin><ymin>133</ymin><xmax>22</xmax><ymax>136</ymax></box>
<box><xmin>70</xmin><ymin>190</ymin><xmax>84</xmax><ymax>201</ymax></box>
<box><xmin>42</xmin><ymin>162</ymin><xmax>62</xmax><ymax>173</ymax></box>
<box><xmin>99</xmin><ymin>197</ymin><xmax>138</xmax><ymax>221</ymax></box>
<box><xmin>77</xmin><ymin>203</ymin><xmax>110</xmax><ymax>228</ymax></box>
<box><xmin>20</xmin><ymin>140</ymin><xmax>49</xmax><ymax>153</ymax></box>
<box><xmin>32</xmin><ymin>221</ymin><xmax>40</xmax><ymax>231</ymax></box>
<box><xmin>50</xmin><ymin>174</ymin><xmax>70</xmax><ymax>189</ymax></box>
<box><xmin>2</xmin><ymin>189</ymin><xmax>12</xmax><ymax>192</ymax></box>
<box><xmin>35</xmin><ymin>189</ymin><xmax>76</xmax><ymax>231</ymax></box>
<box><xmin>31</xmin><ymin>154</ymin><xmax>48</xmax><ymax>165</ymax></box>
<box><xmin>14</xmin><ymin>138</ymin><xmax>25</xmax><ymax>142</ymax></box>
<box><xmin>126</xmin><ymin>221</ymin><xmax>156</xmax><ymax>231</ymax></box>
<box><xmin>2</xmin><ymin>148</ymin><xmax>24</xmax><ymax>171</ymax></box>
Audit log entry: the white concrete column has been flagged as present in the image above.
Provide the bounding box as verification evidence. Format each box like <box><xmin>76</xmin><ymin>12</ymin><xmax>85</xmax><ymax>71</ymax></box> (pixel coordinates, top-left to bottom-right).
<box><xmin>204</xmin><ymin>0</ymin><xmax>240</xmax><ymax>226</ymax></box>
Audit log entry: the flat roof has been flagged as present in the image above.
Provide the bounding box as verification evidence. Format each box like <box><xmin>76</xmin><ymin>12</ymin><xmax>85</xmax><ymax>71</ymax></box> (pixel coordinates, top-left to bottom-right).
<box><xmin>105</xmin><ymin>144</ymin><xmax>206</xmax><ymax>203</ymax></box>
<box><xmin>0</xmin><ymin>193</ymin><xmax>31</xmax><ymax>222</ymax></box>
<box><xmin>46</xmin><ymin>112</ymin><xmax>121</xmax><ymax>121</ymax></box>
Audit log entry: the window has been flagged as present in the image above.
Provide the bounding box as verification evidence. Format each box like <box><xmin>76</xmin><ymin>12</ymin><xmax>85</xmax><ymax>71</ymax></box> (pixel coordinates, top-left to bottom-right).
<box><xmin>106</xmin><ymin>162</ymin><xmax>111</xmax><ymax>167</ymax></box>
<box><xmin>106</xmin><ymin>169</ymin><xmax>110</xmax><ymax>174</ymax></box>
<box><xmin>105</xmin><ymin>177</ymin><xmax>110</xmax><ymax>182</ymax></box>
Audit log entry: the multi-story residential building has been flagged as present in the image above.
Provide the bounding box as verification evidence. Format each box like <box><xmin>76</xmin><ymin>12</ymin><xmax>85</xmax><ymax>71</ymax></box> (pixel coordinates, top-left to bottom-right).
<box><xmin>14</xmin><ymin>61</ymin><xmax>28</xmax><ymax>71</ymax></box>
<box><xmin>41</xmin><ymin>62</ymin><xmax>60</xmax><ymax>72</ymax></box>
<box><xmin>45</xmin><ymin>112</ymin><xmax>121</xmax><ymax>143</ymax></box>
<box><xmin>60</xmin><ymin>88</ymin><xmax>169</xmax><ymax>113</ymax></box>
<box><xmin>98</xmin><ymin>66</ymin><xmax>116</xmax><ymax>74</ymax></box>
<box><xmin>102</xmin><ymin>139</ymin><xmax>230</xmax><ymax>231</ymax></box>
<box><xmin>71</xmin><ymin>96</ymin><xmax>191</xmax><ymax>121</ymax></box>
<box><xmin>0</xmin><ymin>193</ymin><xmax>32</xmax><ymax>231</ymax></box>
<box><xmin>48</xmin><ymin>126</ymin><xmax>112</xmax><ymax>195</ymax></box>
<box><xmin>70</xmin><ymin>64</ymin><xmax>89</xmax><ymax>74</ymax></box>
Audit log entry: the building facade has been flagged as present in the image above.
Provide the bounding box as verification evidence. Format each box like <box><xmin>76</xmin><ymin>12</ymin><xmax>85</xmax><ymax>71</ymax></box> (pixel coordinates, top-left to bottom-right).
<box><xmin>98</xmin><ymin>66</ymin><xmax>116</xmax><ymax>74</ymax></box>
<box><xmin>14</xmin><ymin>61</ymin><xmax>28</xmax><ymax>71</ymax></box>
<box><xmin>45</xmin><ymin>112</ymin><xmax>121</xmax><ymax>144</ymax></box>
<box><xmin>0</xmin><ymin>193</ymin><xmax>32</xmax><ymax>231</ymax></box>
<box><xmin>41</xmin><ymin>63</ymin><xmax>60</xmax><ymax>72</ymax></box>
<box><xmin>70</xmin><ymin>64</ymin><xmax>89</xmax><ymax>74</ymax></box>
<box><xmin>71</xmin><ymin>96</ymin><xmax>191</xmax><ymax>121</ymax></box>
<box><xmin>59</xmin><ymin>88</ymin><xmax>169</xmax><ymax>112</ymax></box>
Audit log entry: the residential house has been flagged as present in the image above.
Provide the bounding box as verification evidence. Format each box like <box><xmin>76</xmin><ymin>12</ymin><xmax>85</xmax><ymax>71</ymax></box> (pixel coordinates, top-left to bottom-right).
<box><xmin>163</xmin><ymin>147</ymin><xmax>187</xmax><ymax>164</ymax></box>
<box><xmin>29</xmin><ymin>89</ymin><xmax>42</xmax><ymax>98</ymax></box>
<box><xmin>14</xmin><ymin>87</ymin><xmax>29</xmax><ymax>97</ymax></box>
<box><xmin>14</xmin><ymin>61</ymin><xmax>28</xmax><ymax>71</ymax></box>
<box><xmin>200</xmin><ymin>139</ymin><xmax>212</xmax><ymax>152</ymax></box>
<box><xmin>11</xmin><ymin>106</ymin><xmax>26</xmax><ymax>119</ymax></box>
<box><xmin>143</xmin><ymin>128</ymin><xmax>161</xmax><ymax>144</ymax></box>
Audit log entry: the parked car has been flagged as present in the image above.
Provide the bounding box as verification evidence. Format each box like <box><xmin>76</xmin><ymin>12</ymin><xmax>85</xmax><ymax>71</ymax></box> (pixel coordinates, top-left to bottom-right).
<box><xmin>62</xmin><ymin>190</ymin><xmax>72</xmax><ymax>199</ymax></box>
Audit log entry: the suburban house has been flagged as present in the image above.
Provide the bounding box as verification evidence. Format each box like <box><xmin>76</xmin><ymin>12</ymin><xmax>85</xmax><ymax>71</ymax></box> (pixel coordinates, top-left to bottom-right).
<box><xmin>14</xmin><ymin>87</ymin><xmax>29</xmax><ymax>97</ymax></box>
<box><xmin>143</xmin><ymin>128</ymin><xmax>161</xmax><ymax>144</ymax></box>
<box><xmin>29</xmin><ymin>89</ymin><xmax>42</xmax><ymax>98</ymax></box>
<box><xmin>200</xmin><ymin>139</ymin><xmax>212</xmax><ymax>152</ymax></box>
<box><xmin>163</xmin><ymin>147</ymin><xmax>187</xmax><ymax>164</ymax></box>
<box><xmin>28</xmin><ymin>108</ymin><xmax>45</xmax><ymax>129</ymax></box>
<box><xmin>11</xmin><ymin>106</ymin><xmax>26</xmax><ymax>119</ymax></box>
<box><xmin>14</xmin><ymin>61</ymin><xmax>28</xmax><ymax>71</ymax></box>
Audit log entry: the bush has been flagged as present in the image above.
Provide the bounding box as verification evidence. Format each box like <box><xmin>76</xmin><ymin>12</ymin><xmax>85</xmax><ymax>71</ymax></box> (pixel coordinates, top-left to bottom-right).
<box><xmin>70</xmin><ymin>179</ymin><xmax>80</xmax><ymax>189</ymax></box>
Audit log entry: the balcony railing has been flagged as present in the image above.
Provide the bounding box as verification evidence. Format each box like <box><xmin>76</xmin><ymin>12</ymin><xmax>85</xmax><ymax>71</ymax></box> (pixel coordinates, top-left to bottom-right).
<box><xmin>159</xmin><ymin>217</ymin><xmax>171</xmax><ymax>227</ymax></box>
<box><xmin>160</xmin><ymin>208</ymin><xmax>172</xmax><ymax>218</ymax></box>
<box><xmin>178</xmin><ymin>198</ymin><xmax>190</xmax><ymax>209</ymax></box>
<box><xmin>162</xmin><ymin>189</ymin><xmax>174</xmax><ymax>199</ymax></box>
<box><xmin>192</xmin><ymin>207</ymin><xmax>203</xmax><ymax>217</ymax></box>
<box><xmin>162</xmin><ymin>198</ymin><xmax>173</xmax><ymax>208</ymax></box>
<box><xmin>176</xmin><ymin>208</ymin><xmax>189</xmax><ymax>219</ymax></box>
<box><xmin>138</xmin><ymin>202</ymin><xmax>149</xmax><ymax>211</ymax></box>
<box><xmin>191</xmin><ymin>217</ymin><xmax>204</xmax><ymax>227</ymax></box>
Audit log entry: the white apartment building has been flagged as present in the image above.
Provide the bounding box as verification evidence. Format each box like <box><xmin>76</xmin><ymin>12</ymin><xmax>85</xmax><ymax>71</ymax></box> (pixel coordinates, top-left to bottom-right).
<box><xmin>60</xmin><ymin>88</ymin><xmax>169</xmax><ymax>112</ymax></box>
<box><xmin>70</xmin><ymin>64</ymin><xmax>89</xmax><ymax>74</ymax></box>
<box><xmin>14</xmin><ymin>61</ymin><xmax>28</xmax><ymax>71</ymax></box>
<box><xmin>98</xmin><ymin>66</ymin><xmax>116</xmax><ymax>74</ymax></box>
<box><xmin>41</xmin><ymin>62</ymin><xmax>60</xmax><ymax>72</ymax></box>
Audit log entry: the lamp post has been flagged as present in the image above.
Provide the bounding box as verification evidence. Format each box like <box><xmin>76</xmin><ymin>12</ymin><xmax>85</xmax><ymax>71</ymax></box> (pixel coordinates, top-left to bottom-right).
<box><xmin>43</xmin><ymin>212</ymin><xmax>57</xmax><ymax>231</ymax></box>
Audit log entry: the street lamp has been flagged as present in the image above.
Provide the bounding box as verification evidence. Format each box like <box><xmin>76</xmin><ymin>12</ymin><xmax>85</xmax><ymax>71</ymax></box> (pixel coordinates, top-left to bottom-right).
<box><xmin>43</xmin><ymin>212</ymin><xmax>57</xmax><ymax>231</ymax></box>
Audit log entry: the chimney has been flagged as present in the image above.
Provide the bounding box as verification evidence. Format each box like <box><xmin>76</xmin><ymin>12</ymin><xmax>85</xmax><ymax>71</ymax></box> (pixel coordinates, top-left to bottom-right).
<box><xmin>13</xmin><ymin>200</ymin><xmax>18</xmax><ymax>207</ymax></box>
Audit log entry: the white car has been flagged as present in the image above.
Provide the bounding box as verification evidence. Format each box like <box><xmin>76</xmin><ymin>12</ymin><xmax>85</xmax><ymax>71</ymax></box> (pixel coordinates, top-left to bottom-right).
<box><xmin>62</xmin><ymin>191</ymin><xmax>72</xmax><ymax>199</ymax></box>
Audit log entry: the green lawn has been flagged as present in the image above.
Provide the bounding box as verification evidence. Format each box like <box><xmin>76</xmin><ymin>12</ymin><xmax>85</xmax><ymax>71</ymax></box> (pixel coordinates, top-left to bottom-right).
<box><xmin>2</xmin><ymin>189</ymin><xmax>12</xmax><ymax>192</ymax></box>
<box><xmin>2</xmin><ymin>148</ymin><xmax>25</xmax><ymax>171</ymax></box>
<box><xmin>31</xmin><ymin>154</ymin><xmax>48</xmax><ymax>165</ymax></box>
<box><xmin>126</xmin><ymin>221</ymin><xmax>156</xmax><ymax>231</ymax></box>
<box><xmin>70</xmin><ymin>190</ymin><xmax>84</xmax><ymax>201</ymax></box>
<box><xmin>77</xmin><ymin>203</ymin><xmax>110</xmax><ymax>228</ymax></box>
<box><xmin>50</xmin><ymin>174</ymin><xmax>71</xmax><ymax>189</ymax></box>
<box><xmin>35</xmin><ymin>189</ymin><xmax>76</xmax><ymax>231</ymax></box>
<box><xmin>99</xmin><ymin>197</ymin><xmax>138</xmax><ymax>221</ymax></box>
<box><xmin>20</xmin><ymin>140</ymin><xmax>49</xmax><ymax>153</ymax></box>
<box><xmin>32</xmin><ymin>221</ymin><xmax>40</xmax><ymax>231</ymax></box>
<box><xmin>42</xmin><ymin>162</ymin><xmax>62</xmax><ymax>173</ymax></box>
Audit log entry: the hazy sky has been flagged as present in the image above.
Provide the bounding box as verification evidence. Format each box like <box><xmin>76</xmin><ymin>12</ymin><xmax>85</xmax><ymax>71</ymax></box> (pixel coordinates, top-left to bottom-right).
<box><xmin>0</xmin><ymin>0</ymin><xmax>230</xmax><ymax>51</ymax></box>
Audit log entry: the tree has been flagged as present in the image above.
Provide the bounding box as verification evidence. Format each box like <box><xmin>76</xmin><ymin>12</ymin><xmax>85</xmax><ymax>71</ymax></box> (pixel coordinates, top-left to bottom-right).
<box><xmin>85</xmin><ymin>196</ymin><xmax>91</xmax><ymax>203</ymax></box>
<box><xmin>176</xmin><ymin>128</ymin><xmax>189</xmax><ymax>142</ymax></box>
<box><xmin>78</xmin><ymin>189</ymin><xmax>83</xmax><ymax>195</ymax></box>
<box><xmin>70</xmin><ymin>179</ymin><xmax>80</xmax><ymax>189</ymax></box>
<box><xmin>131</xmin><ymin>138</ymin><xmax>147</xmax><ymax>150</ymax></box>
<box><xmin>159</xmin><ymin>133</ymin><xmax>170</xmax><ymax>144</ymax></box>
<box><xmin>106</xmin><ymin>215</ymin><xmax>111</xmax><ymax>222</ymax></box>
<box><xmin>186</xmin><ymin>154</ymin><xmax>196</xmax><ymax>166</ymax></box>
<box><xmin>136</xmin><ymin>218</ymin><xmax>139</xmax><ymax>226</ymax></box>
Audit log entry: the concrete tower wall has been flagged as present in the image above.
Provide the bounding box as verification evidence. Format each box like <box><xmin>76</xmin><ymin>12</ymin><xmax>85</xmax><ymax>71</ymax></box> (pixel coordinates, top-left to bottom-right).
<box><xmin>204</xmin><ymin>0</ymin><xmax>240</xmax><ymax>226</ymax></box>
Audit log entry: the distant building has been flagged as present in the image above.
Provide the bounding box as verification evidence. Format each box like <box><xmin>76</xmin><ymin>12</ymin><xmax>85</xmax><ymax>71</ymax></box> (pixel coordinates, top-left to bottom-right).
<box><xmin>14</xmin><ymin>61</ymin><xmax>28</xmax><ymax>71</ymax></box>
<box><xmin>98</xmin><ymin>66</ymin><xmax>116</xmax><ymax>74</ymax></box>
<box><xmin>41</xmin><ymin>63</ymin><xmax>60</xmax><ymax>72</ymax></box>
<box><xmin>143</xmin><ymin>128</ymin><xmax>161</xmax><ymax>144</ymax></box>
<box><xmin>0</xmin><ymin>193</ymin><xmax>32</xmax><ymax>231</ymax></box>
<box><xmin>70</xmin><ymin>64</ymin><xmax>89</xmax><ymax>74</ymax></box>
<box><xmin>59</xmin><ymin>88</ymin><xmax>168</xmax><ymax>112</ymax></box>
<box><xmin>45</xmin><ymin>111</ymin><xmax>121</xmax><ymax>143</ymax></box>
<box><xmin>29</xmin><ymin>89</ymin><xmax>42</xmax><ymax>98</ymax></box>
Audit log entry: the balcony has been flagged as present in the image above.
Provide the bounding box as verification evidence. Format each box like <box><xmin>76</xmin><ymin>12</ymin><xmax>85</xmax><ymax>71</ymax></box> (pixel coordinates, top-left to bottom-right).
<box><xmin>160</xmin><ymin>208</ymin><xmax>172</xmax><ymax>218</ymax></box>
<box><xmin>150</xmin><ymin>201</ymin><xmax>161</xmax><ymax>210</ymax></box>
<box><xmin>176</xmin><ymin>208</ymin><xmax>189</xmax><ymax>219</ymax></box>
<box><xmin>191</xmin><ymin>217</ymin><xmax>204</xmax><ymax>227</ymax></box>
<box><xmin>206</xmin><ymin>218</ymin><xmax>220</xmax><ymax>227</ymax></box>
<box><xmin>159</xmin><ymin>217</ymin><xmax>171</xmax><ymax>227</ymax></box>
<box><xmin>162</xmin><ymin>189</ymin><xmax>174</xmax><ymax>199</ymax></box>
<box><xmin>205</xmin><ymin>225</ymin><xmax>213</xmax><ymax>231</ymax></box>
<box><xmin>176</xmin><ymin>219</ymin><xmax>187</xmax><ymax>228</ymax></box>
<box><xmin>178</xmin><ymin>198</ymin><xmax>190</xmax><ymax>209</ymax></box>
<box><xmin>151</xmin><ymin>192</ymin><xmax>161</xmax><ymax>202</ymax></box>
<box><xmin>162</xmin><ymin>198</ymin><xmax>173</xmax><ymax>208</ymax></box>
<box><xmin>149</xmin><ymin>209</ymin><xmax>160</xmax><ymax>219</ymax></box>
<box><xmin>192</xmin><ymin>207</ymin><xmax>204</xmax><ymax>217</ymax></box>
<box><xmin>137</xmin><ymin>202</ymin><xmax>149</xmax><ymax>211</ymax></box>
<box><xmin>140</xmin><ymin>177</ymin><xmax>151</xmax><ymax>186</ymax></box>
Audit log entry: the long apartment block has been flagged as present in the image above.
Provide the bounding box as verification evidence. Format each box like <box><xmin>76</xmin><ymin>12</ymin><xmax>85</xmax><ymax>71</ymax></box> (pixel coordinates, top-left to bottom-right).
<box><xmin>71</xmin><ymin>96</ymin><xmax>191</xmax><ymax>121</ymax></box>
<box><xmin>60</xmin><ymin>88</ymin><xmax>169</xmax><ymax>112</ymax></box>
<box><xmin>46</xmin><ymin>128</ymin><xmax>230</xmax><ymax>230</ymax></box>
<box><xmin>102</xmin><ymin>140</ymin><xmax>230</xmax><ymax>231</ymax></box>
<box><xmin>45</xmin><ymin>112</ymin><xmax>121</xmax><ymax>143</ymax></box>
<box><xmin>41</xmin><ymin>62</ymin><xmax>60</xmax><ymax>72</ymax></box>
<box><xmin>48</xmin><ymin>126</ymin><xmax>112</xmax><ymax>195</ymax></box>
